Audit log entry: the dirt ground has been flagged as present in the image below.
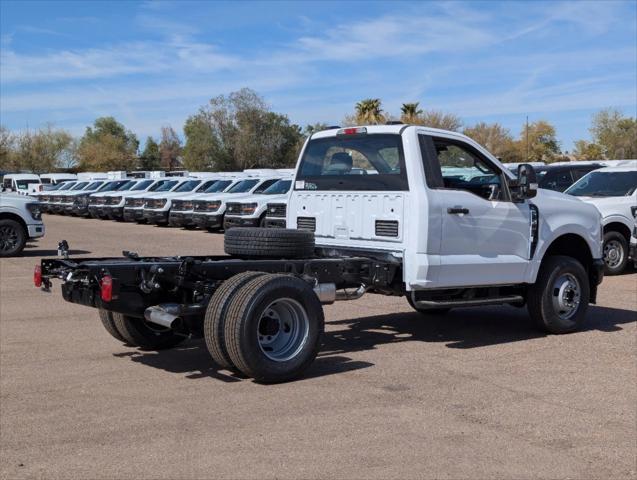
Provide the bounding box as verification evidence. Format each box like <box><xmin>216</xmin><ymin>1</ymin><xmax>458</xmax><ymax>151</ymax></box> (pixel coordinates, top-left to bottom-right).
<box><xmin>1</xmin><ymin>215</ymin><xmax>635</xmax><ymax>479</ymax></box>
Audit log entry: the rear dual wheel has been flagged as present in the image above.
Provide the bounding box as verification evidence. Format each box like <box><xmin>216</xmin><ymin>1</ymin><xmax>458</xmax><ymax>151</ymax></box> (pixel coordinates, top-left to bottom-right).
<box><xmin>204</xmin><ymin>273</ymin><xmax>324</xmax><ymax>383</ymax></box>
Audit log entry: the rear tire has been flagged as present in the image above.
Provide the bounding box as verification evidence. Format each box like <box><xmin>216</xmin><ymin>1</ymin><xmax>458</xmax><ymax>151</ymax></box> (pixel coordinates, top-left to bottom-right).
<box><xmin>224</xmin><ymin>274</ymin><xmax>324</xmax><ymax>383</ymax></box>
<box><xmin>527</xmin><ymin>255</ymin><xmax>589</xmax><ymax>334</ymax></box>
<box><xmin>602</xmin><ymin>231</ymin><xmax>628</xmax><ymax>275</ymax></box>
<box><xmin>98</xmin><ymin>309</ymin><xmax>127</xmax><ymax>343</ymax></box>
<box><xmin>204</xmin><ymin>271</ymin><xmax>266</xmax><ymax>370</ymax></box>
<box><xmin>112</xmin><ymin>312</ymin><xmax>184</xmax><ymax>349</ymax></box>
<box><xmin>224</xmin><ymin>228</ymin><xmax>315</xmax><ymax>259</ymax></box>
<box><xmin>0</xmin><ymin>219</ymin><xmax>27</xmax><ymax>257</ymax></box>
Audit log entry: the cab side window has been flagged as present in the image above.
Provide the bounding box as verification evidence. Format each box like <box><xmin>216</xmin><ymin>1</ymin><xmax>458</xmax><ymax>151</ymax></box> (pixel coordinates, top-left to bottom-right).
<box><xmin>428</xmin><ymin>137</ymin><xmax>504</xmax><ymax>201</ymax></box>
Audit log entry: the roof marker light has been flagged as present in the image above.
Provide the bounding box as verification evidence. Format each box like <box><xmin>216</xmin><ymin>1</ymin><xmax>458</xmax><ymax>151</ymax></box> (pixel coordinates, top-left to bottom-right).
<box><xmin>337</xmin><ymin>127</ymin><xmax>367</xmax><ymax>136</ymax></box>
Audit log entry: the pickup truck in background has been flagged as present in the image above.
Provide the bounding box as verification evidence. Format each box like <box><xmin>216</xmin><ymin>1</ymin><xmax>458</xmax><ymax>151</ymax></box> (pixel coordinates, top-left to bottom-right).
<box><xmin>1</xmin><ymin>192</ymin><xmax>44</xmax><ymax>256</ymax></box>
<box><xmin>565</xmin><ymin>165</ymin><xmax>637</xmax><ymax>275</ymax></box>
<box><xmin>223</xmin><ymin>179</ymin><xmax>292</xmax><ymax>229</ymax></box>
<box><xmin>37</xmin><ymin>124</ymin><xmax>604</xmax><ymax>383</ymax></box>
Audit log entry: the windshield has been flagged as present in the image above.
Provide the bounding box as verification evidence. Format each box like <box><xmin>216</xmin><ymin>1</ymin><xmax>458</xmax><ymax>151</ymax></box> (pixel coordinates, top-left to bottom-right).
<box><xmin>16</xmin><ymin>179</ymin><xmax>40</xmax><ymax>190</ymax></box>
<box><xmin>71</xmin><ymin>182</ymin><xmax>88</xmax><ymax>190</ymax></box>
<box><xmin>227</xmin><ymin>179</ymin><xmax>259</xmax><ymax>193</ymax></box>
<box><xmin>565</xmin><ymin>171</ymin><xmax>637</xmax><ymax>197</ymax></box>
<box><xmin>155</xmin><ymin>180</ymin><xmax>179</xmax><ymax>192</ymax></box>
<box><xmin>204</xmin><ymin>180</ymin><xmax>233</xmax><ymax>193</ymax></box>
<box><xmin>131</xmin><ymin>180</ymin><xmax>153</xmax><ymax>191</ymax></box>
<box><xmin>195</xmin><ymin>180</ymin><xmax>217</xmax><ymax>192</ymax></box>
<box><xmin>297</xmin><ymin>133</ymin><xmax>407</xmax><ymax>191</ymax></box>
<box><xmin>174</xmin><ymin>180</ymin><xmax>201</xmax><ymax>192</ymax></box>
<box><xmin>262</xmin><ymin>179</ymin><xmax>291</xmax><ymax>194</ymax></box>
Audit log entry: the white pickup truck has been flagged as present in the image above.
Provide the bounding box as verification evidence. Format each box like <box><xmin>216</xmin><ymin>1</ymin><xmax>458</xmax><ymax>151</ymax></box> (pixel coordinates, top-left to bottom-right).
<box><xmin>565</xmin><ymin>165</ymin><xmax>637</xmax><ymax>274</ymax></box>
<box><xmin>37</xmin><ymin>125</ymin><xmax>604</xmax><ymax>383</ymax></box>
<box><xmin>1</xmin><ymin>193</ymin><xmax>45</xmax><ymax>256</ymax></box>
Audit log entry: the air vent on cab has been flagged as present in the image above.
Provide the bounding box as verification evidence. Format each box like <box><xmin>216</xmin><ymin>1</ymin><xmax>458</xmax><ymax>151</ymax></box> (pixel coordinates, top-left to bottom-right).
<box><xmin>297</xmin><ymin>217</ymin><xmax>316</xmax><ymax>232</ymax></box>
<box><xmin>375</xmin><ymin>220</ymin><xmax>399</xmax><ymax>237</ymax></box>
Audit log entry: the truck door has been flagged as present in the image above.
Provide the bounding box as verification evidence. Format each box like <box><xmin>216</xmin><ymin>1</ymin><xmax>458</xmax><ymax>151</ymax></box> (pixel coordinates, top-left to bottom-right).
<box><xmin>420</xmin><ymin>134</ymin><xmax>531</xmax><ymax>287</ymax></box>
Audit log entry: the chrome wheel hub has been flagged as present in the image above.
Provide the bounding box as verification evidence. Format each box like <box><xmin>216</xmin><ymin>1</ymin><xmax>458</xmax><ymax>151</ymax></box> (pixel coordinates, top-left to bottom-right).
<box><xmin>257</xmin><ymin>298</ymin><xmax>309</xmax><ymax>362</ymax></box>
<box><xmin>603</xmin><ymin>240</ymin><xmax>624</xmax><ymax>268</ymax></box>
<box><xmin>552</xmin><ymin>273</ymin><xmax>581</xmax><ymax>320</ymax></box>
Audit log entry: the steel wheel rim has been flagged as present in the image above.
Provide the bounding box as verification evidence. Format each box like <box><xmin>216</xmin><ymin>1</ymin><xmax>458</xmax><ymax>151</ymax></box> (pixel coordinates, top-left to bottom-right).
<box><xmin>603</xmin><ymin>239</ymin><xmax>624</xmax><ymax>268</ymax></box>
<box><xmin>551</xmin><ymin>273</ymin><xmax>581</xmax><ymax>320</ymax></box>
<box><xmin>0</xmin><ymin>225</ymin><xmax>19</xmax><ymax>252</ymax></box>
<box><xmin>257</xmin><ymin>298</ymin><xmax>309</xmax><ymax>362</ymax></box>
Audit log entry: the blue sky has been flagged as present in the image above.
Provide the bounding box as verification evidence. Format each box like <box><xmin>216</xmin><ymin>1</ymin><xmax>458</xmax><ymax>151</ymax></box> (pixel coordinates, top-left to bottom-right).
<box><xmin>1</xmin><ymin>0</ymin><xmax>635</xmax><ymax>152</ymax></box>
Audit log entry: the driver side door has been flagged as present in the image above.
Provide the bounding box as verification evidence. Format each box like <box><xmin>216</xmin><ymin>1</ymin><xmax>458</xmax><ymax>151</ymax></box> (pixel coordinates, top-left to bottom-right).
<box><xmin>423</xmin><ymin>135</ymin><xmax>532</xmax><ymax>287</ymax></box>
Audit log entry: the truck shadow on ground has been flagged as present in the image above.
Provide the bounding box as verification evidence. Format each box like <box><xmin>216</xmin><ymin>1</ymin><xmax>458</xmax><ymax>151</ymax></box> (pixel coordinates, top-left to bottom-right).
<box><xmin>21</xmin><ymin>246</ymin><xmax>91</xmax><ymax>257</ymax></box>
<box><xmin>113</xmin><ymin>304</ymin><xmax>635</xmax><ymax>382</ymax></box>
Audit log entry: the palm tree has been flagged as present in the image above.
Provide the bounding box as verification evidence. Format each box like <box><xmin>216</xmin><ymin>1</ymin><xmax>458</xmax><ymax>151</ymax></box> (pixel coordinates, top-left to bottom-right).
<box><xmin>400</xmin><ymin>102</ymin><xmax>423</xmax><ymax>124</ymax></box>
<box><xmin>355</xmin><ymin>98</ymin><xmax>385</xmax><ymax>125</ymax></box>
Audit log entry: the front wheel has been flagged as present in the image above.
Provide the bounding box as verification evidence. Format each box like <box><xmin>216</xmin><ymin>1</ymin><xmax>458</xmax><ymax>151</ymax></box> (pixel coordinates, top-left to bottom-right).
<box><xmin>602</xmin><ymin>231</ymin><xmax>628</xmax><ymax>275</ymax></box>
<box><xmin>527</xmin><ymin>255</ymin><xmax>590</xmax><ymax>334</ymax></box>
<box><xmin>0</xmin><ymin>219</ymin><xmax>27</xmax><ymax>257</ymax></box>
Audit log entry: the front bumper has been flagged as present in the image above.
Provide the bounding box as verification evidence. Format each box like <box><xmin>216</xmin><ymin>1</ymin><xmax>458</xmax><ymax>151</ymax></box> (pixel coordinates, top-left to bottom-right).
<box><xmin>264</xmin><ymin>218</ymin><xmax>286</xmax><ymax>228</ymax></box>
<box><xmin>143</xmin><ymin>209</ymin><xmax>169</xmax><ymax>224</ymax></box>
<box><xmin>123</xmin><ymin>208</ymin><xmax>145</xmax><ymax>222</ymax></box>
<box><xmin>224</xmin><ymin>216</ymin><xmax>260</xmax><ymax>229</ymax></box>
<box><xmin>27</xmin><ymin>223</ymin><xmax>45</xmax><ymax>238</ymax></box>
<box><xmin>169</xmin><ymin>211</ymin><xmax>194</xmax><ymax>227</ymax></box>
<box><xmin>192</xmin><ymin>213</ymin><xmax>223</xmax><ymax>230</ymax></box>
<box><xmin>88</xmin><ymin>206</ymin><xmax>108</xmax><ymax>218</ymax></box>
<box><xmin>69</xmin><ymin>204</ymin><xmax>89</xmax><ymax>216</ymax></box>
<box><xmin>107</xmin><ymin>207</ymin><xmax>124</xmax><ymax>219</ymax></box>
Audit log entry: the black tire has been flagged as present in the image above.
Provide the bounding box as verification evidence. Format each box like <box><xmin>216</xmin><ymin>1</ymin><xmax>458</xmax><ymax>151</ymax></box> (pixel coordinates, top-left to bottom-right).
<box><xmin>98</xmin><ymin>309</ymin><xmax>127</xmax><ymax>343</ymax></box>
<box><xmin>224</xmin><ymin>274</ymin><xmax>324</xmax><ymax>383</ymax></box>
<box><xmin>204</xmin><ymin>271</ymin><xmax>266</xmax><ymax>370</ymax></box>
<box><xmin>112</xmin><ymin>312</ymin><xmax>184</xmax><ymax>349</ymax></box>
<box><xmin>224</xmin><ymin>228</ymin><xmax>315</xmax><ymax>259</ymax></box>
<box><xmin>602</xmin><ymin>231</ymin><xmax>628</xmax><ymax>275</ymax></box>
<box><xmin>0</xmin><ymin>219</ymin><xmax>27</xmax><ymax>257</ymax></box>
<box><xmin>527</xmin><ymin>255</ymin><xmax>590</xmax><ymax>334</ymax></box>
<box><xmin>406</xmin><ymin>294</ymin><xmax>451</xmax><ymax>315</ymax></box>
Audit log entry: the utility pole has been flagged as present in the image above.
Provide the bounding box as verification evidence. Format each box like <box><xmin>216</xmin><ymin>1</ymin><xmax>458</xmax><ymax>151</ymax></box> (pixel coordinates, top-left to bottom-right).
<box><xmin>525</xmin><ymin>115</ymin><xmax>529</xmax><ymax>162</ymax></box>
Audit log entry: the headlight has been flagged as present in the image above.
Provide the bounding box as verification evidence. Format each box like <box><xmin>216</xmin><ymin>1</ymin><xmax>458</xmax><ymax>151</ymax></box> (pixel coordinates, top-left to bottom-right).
<box><xmin>241</xmin><ymin>203</ymin><xmax>257</xmax><ymax>215</ymax></box>
<box><xmin>110</xmin><ymin>196</ymin><xmax>122</xmax><ymax>205</ymax></box>
<box><xmin>207</xmin><ymin>201</ymin><xmax>221</xmax><ymax>212</ymax></box>
<box><xmin>26</xmin><ymin>203</ymin><xmax>42</xmax><ymax>220</ymax></box>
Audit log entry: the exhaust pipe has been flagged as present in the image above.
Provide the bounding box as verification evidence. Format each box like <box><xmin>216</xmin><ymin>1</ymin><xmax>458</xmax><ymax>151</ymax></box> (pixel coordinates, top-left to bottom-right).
<box><xmin>144</xmin><ymin>304</ymin><xmax>183</xmax><ymax>329</ymax></box>
<box><xmin>314</xmin><ymin>283</ymin><xmax>367</xmax><ymax>304</ymax></box>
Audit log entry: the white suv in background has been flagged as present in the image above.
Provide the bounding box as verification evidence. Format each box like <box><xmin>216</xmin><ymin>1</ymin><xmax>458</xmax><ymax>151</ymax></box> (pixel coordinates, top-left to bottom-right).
<box><xmin>565</xmin><ymin>164</ymin><xmax>637</xmax><ymax>275</ymax></box>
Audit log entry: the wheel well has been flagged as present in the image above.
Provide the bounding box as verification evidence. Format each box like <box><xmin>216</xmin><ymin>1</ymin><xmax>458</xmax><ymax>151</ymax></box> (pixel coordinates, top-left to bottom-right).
<box><xmin>0</xmin><ymin>212</ymin><xmax>28</xmax><ymax>232</ymax></box>
<box><xmin>543</xmin><ymin>234</ymin><xmax>592</xmax><ymax>269</ymax></box>
<box><xmin>603</xmin><ymin>222</ymin><xmax>630</xmax><ymax>241</ymax></box>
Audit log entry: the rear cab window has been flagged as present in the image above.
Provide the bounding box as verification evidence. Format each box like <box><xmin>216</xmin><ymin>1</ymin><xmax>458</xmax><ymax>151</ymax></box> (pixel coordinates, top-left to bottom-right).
<box><xmin>296</xmin><ymin>132</ymin><xmax>408</xmax><ymax>191</ymax></box>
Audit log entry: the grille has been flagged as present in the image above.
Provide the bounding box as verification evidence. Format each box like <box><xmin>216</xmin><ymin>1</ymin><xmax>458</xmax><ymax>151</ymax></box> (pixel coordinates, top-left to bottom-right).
<box><xmin>96</xmin><ymin>197</ymin><xmax>107</xmax><ymax>205</ymax></box>
<box><xmin>267</xmin><ymin>203</ymin><xmax>286</xmax><ymax>218</ymax></box>
<box><xmin>297</xmin><ymin>216</ymin><xmax>316</xmax><ymax>232</ymax></box>
<box><xmin>194</xmin><ymin>201</ymin><xmax>218</xmax><ymax>212</ymax></box>
<box><xmin>172</xmin><ymin>200</ymin><xmax>193</xmax><ymax>211</ymax></box>
<box><xmin>226</xmin><ymin>202</ymin><xmax>242</xmax><ymax>214</ymax></box>
<box><xmin>108</xmin><ymin>196</ymin><xmax>122</xmax><ymax>205</ymax></box>
<box><xmin>375</xmin><ymin>220</ymin><xmax>399</xmax><ymax>237</ymax></box>
<box><xmin>125</xmin><ymin>198</ymin><xmax>136</xmax><ymax>206</ymax></box>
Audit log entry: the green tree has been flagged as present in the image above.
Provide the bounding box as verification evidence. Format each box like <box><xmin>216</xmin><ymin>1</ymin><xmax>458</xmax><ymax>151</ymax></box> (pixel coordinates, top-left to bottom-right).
<box><xmin>400</xmin><ymin>102</ymin><xmax>423</xmax><ymax>123</ymax></box>
<box><xmin>520</xmin><ymin>120</ymin><xmax>561</xmax><ymax>163</ymax></box>
<box><xmin>140</xmin><ymin>137</ymin><xmax>161</xmax><ymax>170</ymax></box>
<box><xmin>590</xmin><ymin>108</ymin><xmax>637</xmax><ymax>159</ymax></box>
<box><xmin>77</xmin><ymin>117</ymin><xmax>139</xmax><ymax>171</ymax></box>
<box><xmin>354</xmin><ymin>98</ymin><xmax>385</xmax><ymax>125</ymax></box>
<box><xmin>8</xmin><ymin>125</ymin><xmax>73</xmax><ymax>173</ymax></box>
<box><xmin>159</xmin><ymin>126</ymin><xmax>182</xmax><ymax>170</ymax></box>
<box><xmin>572</xmin><ymin>140</ymin><xmax>604</xmax><ymax>160</ymax></box>
<box><xmin>0</xmin><ymin>126</ymin><xmax>16</xmax><ymax>171</ymax></box>
<box><xmin>463</xmin><ymin>122</ymin><xmax>514</xmax><ymax>159</ymax></box>
<box><xmin>182</xmin><ymin>112</ymin><xmax>224</xmax><ymax>171</ymax></box>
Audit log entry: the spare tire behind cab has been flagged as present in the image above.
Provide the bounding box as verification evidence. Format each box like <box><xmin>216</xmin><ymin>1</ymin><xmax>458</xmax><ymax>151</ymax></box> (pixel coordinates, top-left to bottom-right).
<box><xmin>224</xmin><ymin>227</ymin><xmax>315</xmax><ymax>259</ymax></box>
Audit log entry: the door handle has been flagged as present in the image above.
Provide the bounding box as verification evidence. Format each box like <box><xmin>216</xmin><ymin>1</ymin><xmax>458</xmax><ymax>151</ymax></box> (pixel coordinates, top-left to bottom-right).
<box><xmin>447</xmin><ymin>207</ymin><xmax>469</xmax><ymax>215</ymax></box>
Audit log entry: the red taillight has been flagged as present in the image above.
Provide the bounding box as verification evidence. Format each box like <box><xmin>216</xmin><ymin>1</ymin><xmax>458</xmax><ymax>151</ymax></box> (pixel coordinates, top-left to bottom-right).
<box><xmin>100</xmin><ymin>275</ymin><xmax>113</xmax><ymax>302</ymax></box>
<box><xmin>34</xmin><ymin>265</ymin><xmax>42</xmax><ymax>287</ymax></box>
<box><xmin>337</xmin><ymin>127</ymin><xmax>367</xmax><ymax>136</ymax></box>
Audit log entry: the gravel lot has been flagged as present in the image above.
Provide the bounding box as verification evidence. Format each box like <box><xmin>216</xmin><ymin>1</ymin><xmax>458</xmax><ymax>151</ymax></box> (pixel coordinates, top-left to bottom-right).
<box><xmin>1</xmin><ymin>215</ymin><xmax>636</xmax><ymax>480</ymax></box>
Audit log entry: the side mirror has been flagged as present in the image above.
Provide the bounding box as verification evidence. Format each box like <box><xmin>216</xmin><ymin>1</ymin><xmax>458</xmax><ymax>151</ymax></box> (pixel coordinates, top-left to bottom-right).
<box><xmin>511</xmin><ymin>163</ymin><xmax>538</xmax><ymax>201</ymax></box>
